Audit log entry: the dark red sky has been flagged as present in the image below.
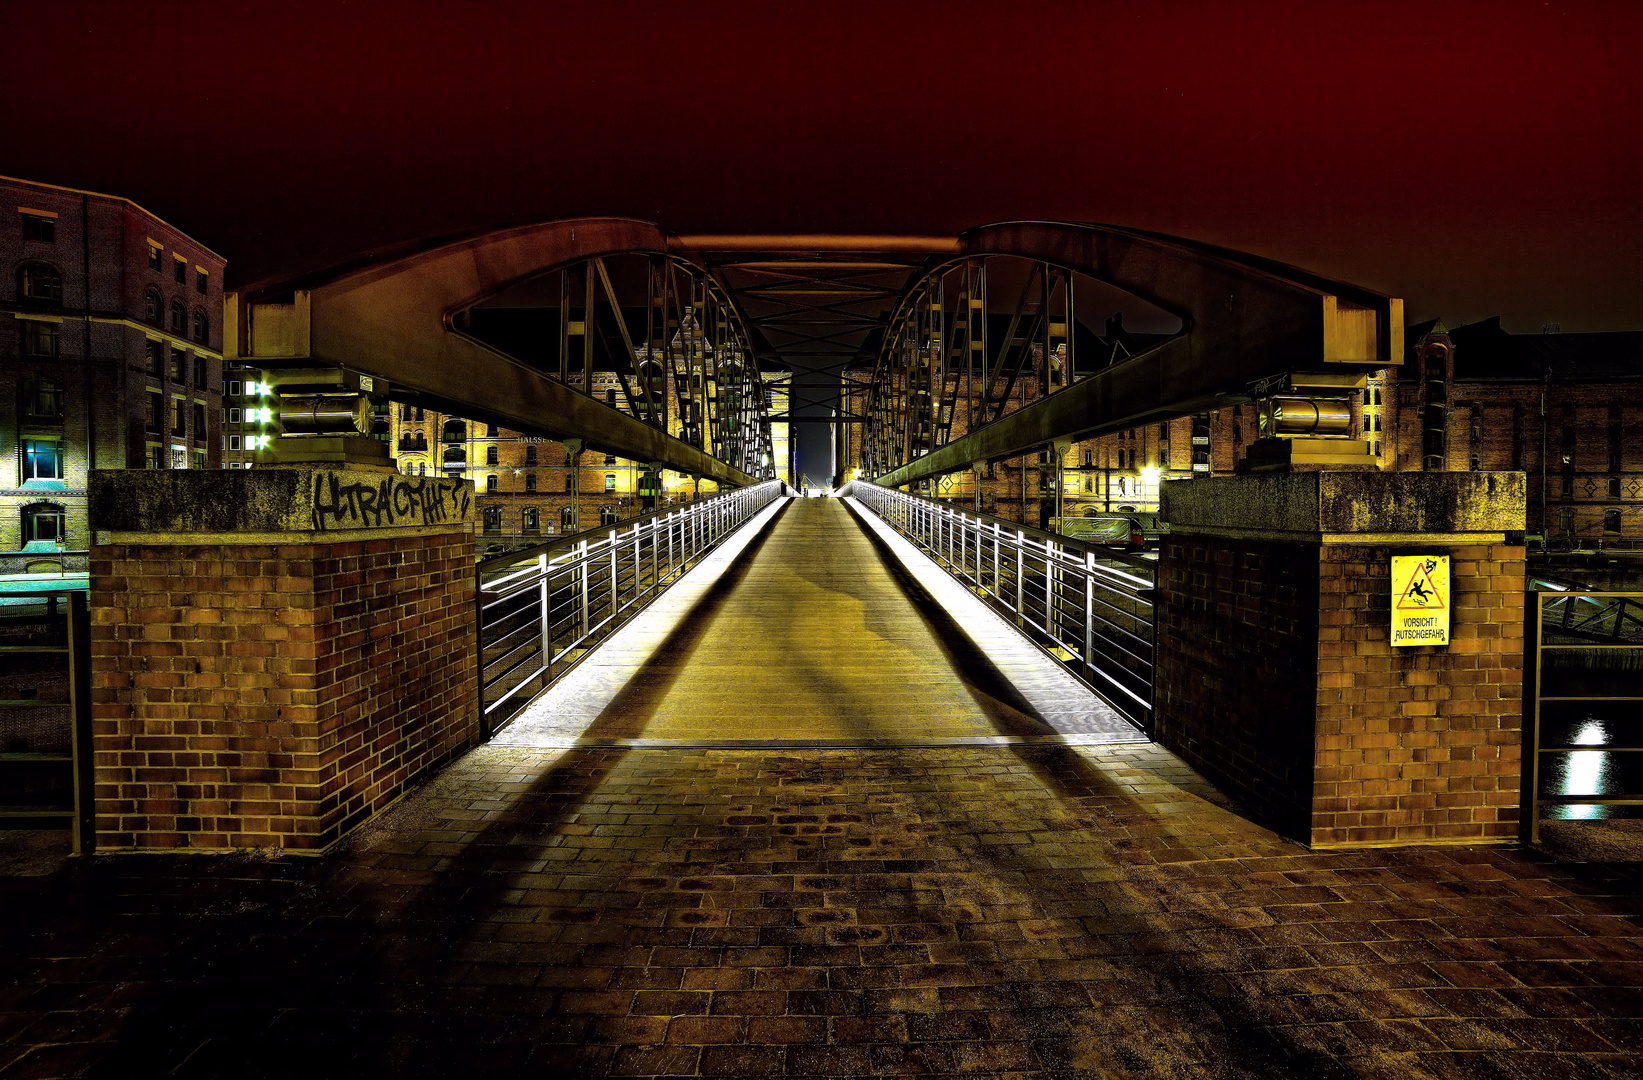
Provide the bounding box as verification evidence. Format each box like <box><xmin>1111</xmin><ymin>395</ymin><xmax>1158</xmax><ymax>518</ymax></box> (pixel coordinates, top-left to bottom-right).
<box><xmin>7</xmin><ymin>0</ymin><xmax>1638</xmax><ymax>331</ymax></box>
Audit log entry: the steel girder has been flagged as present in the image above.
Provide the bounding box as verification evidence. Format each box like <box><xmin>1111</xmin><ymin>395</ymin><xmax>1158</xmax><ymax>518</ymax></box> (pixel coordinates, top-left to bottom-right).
<box><xmin>865</xmin><ymin>221</ymin><xmax>1403</xmax><ymax>489</ymax></box>
<box><xmin>230</xmin><ymin>219</ymin><xmax>766</xmax><ymax>487</ymax></box>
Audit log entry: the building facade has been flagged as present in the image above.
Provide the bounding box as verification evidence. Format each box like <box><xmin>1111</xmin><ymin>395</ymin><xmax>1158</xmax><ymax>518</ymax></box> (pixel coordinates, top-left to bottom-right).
<box><xmin>1</xmin><ymin>176</ymin><xmax>225</xmax><ymax>550</ymax></box>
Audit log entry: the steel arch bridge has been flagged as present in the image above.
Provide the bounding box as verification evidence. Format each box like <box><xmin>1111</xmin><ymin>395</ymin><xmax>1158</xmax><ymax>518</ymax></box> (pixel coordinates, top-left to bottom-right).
<box><xmin>228</xmin><ymin>219</ymin><xmax>1400</xmax><ymax>488</ymax></box>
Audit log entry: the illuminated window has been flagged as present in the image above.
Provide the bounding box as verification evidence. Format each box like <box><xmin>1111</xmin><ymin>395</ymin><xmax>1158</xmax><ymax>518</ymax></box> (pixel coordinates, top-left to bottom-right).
<box><xmin>523</xmin><ymin>508</ymin><xmax>539</xmax><ymax>533</ymax></box>
<box><xmin>605</xmin><ymin>473</ymin><xmax>616</xmax><ymax>492</ymax></box>
<box><xmin>22</xmin><ymin>502</ymin><xmax>65</xmax><ymax>543</ymax></box>
<box><xmin>148</xmin><ymin>245</ymin><xmax>163</xmax><ymax>271</ymax></box>
<box><xmin>22</xmin><ymin>439</ymin><xmax>62</xmax><ymax>480</ymax></box>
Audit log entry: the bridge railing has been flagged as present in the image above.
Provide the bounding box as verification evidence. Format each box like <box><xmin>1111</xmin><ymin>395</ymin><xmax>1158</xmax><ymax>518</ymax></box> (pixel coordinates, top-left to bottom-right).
<box><xmin>0</xmin><ymin>589</ymin><xmax>94</xmax><ymax>852</ymax></box>
<box><xmin>476</xmin><ymin>480</ymin><xmax>788</xmax><ymax>734</ymax></box>
<box><xmin>845</xmin><ymin>482</ymin><xmax>1155</xmax><ymax>733</ymax></box>
<box><xmin>1528</xmin><ymin>589</ymin><xmax>1643</xmax><ymax>842</ymax></box>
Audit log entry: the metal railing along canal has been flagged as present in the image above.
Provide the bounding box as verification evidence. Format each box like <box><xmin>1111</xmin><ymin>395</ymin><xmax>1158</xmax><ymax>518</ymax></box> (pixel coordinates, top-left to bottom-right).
<box><xmin>847</xmin><ymin>482</ymin><xmax>1155</xmax><ymax>733</ymax></box>
<box><xmin>477</xmin><ymin>481</ymin><xmax>787</xmax><ymax>734</ymax></box>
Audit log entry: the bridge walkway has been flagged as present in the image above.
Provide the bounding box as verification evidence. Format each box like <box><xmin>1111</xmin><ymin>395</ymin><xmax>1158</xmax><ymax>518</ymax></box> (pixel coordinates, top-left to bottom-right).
<box><xmin>494</xmin><ymin>495</ymin><xmax>1139</xmax><ymax>748</ymax></box>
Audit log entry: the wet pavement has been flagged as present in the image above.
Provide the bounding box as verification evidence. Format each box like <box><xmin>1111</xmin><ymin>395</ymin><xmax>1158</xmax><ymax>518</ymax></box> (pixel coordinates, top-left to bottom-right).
<box><xmin>1</xmin><ymin>496</ymin><xmax>1640</xmax><ymax>1077</ymax></box>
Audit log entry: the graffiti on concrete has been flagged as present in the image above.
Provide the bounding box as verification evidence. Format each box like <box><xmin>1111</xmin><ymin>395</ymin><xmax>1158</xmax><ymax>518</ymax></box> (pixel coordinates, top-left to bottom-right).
<box><xmin>312</xmin><ymin>471</ymin><xmax>472</xmax><ymax>530</ymax></box>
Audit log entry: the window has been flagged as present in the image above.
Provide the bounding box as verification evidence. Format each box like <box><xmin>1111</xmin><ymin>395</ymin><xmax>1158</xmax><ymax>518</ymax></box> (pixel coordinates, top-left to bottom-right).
<box><xmin>171</xmin><ymin>398</ymin><xmax>187</xmax><ymax>437</ymax></box>
<box><xmin>193</xmin><ymin>402</ymin><xmax>207</xmax><ymax>441</ymax></box>
<box><xmin>22</xmin><ymin>439</ymin><xmax>62</xmax><ymax>481</ymax></box>
<box><xmin>22</xmin><ymin>503</ymin><xmax>65</xmax><ymax>544</ymax></box>
<box><xmin>523</xmin><ymin>508</ymin><xmax>540</xmax><ymax>533</ymax></box>
<box><xmin>605</xmin><ymin>389</ymin><xmax>617</xmax><ymax>407</ymax></box>
<box><xmin>1605</xmin><ymin>509</ymin><xmax>1622</xmax><ymax>534</ymax></box>
<box><xmin>605</xmin><ymin>473</ymin><xmax>616</xmax><ymax>492</ymax></box>
<box><xmin>22</xmin><ymin>213</ymin><xmax>55</xmax><ymax>244</ymax></box>
<box><xmin>485</xmin><ymin>445</ymin><xmax>498</xmax><ymax>466</ymax></box>
<box><xmin>194</xmin><ymin>356</ymin><xmax>209</xmax><ymax>389</ymax></box>
<box><xmin>600</xmin><ymin>505</ymin><xmax>619</xmax><ymax>525</ymax></box>
<box><xmin>524</xmin><ymin>472</ymin><xmax>537</xmax><ymax>493</ymax></box>
<box><xmin>561</xmin><ymin>506</ymin><xmax>577</xmax><ymax>532</ymax></box>
<box><xmin>174</xmin><ymin>257</ymin><xmax>187</xmax><ymax>285</ymax></box>
<box><xmin>148</xmin><ymin>245</ymin><xmax>163</xmax><ymax>271</ymax></box>
<box><xmin>415</xmin><ymin>407</ymin><xmax>424</xmax><ymax>421</ymax></box>
<box><xmin>485</xmin><ymin>423</ymin><xmax>498</xmax><ymax>437</ymax></box>
<box><xmin>192</xmin><ymin>308</ymin><xmax>208</xmax><ymax>342</ymax></box>
<box><xmin>20</xmin><ymin>320</ymin><xmax>58</xmax><ymax>358</ymax></box>
<box><xmin>564</xmin><ymin>475</ymin><xmax>575</xmax><ymax>492</ymax></box>
<box><xmin>486</xmin><ymin>474</ymin><xmax>498</xmax><ymax>493</ymax></box>
<box><xmin>414</xmin><ymin>433</ymin><xmax>427</xmax><ymax>451</ymax></box>
<box><xmin>1608</xmin><ymin>478</ymin><xmax>1622</xmax><ymax>499</ymax></box>
<box><xmin>145</xmin><ymin>339</ymin><xmax>164</xmax><ymax>376</ymax></box>
<box><xmin>147</xmin><ymin>392</ymin><xmax>164</xmax><ymax>433</ymax></box>
<box><xmin>399</xmin><ymin>403</ymin><xmax>411</xmax><ymax>421</ymax></box>
<box><xmin>482</xmin><ymin>506</ymin><xmax>502</xmax><ymax>534</ymax></box>
<box><xmin>442</xmin><ymin>446</ymin><xmax>466</xmax><ymax>464</ymax></box>
<box><xmin>194</xmin><ymin>451</ymin><xmax>207</xmax><ymax>471</ymax></box>
<box><xmin>229</xmin><ymin>407</ymin><xmax>242</xmax><ymax>423</ymax></box>
<box><xmin>229</xmin><ymin>435</ymin><xmax>241</xmax><ymax>450</ymax></box>
<box><xmin>524</xmin><ymin>445</ymin><xmax>537</xmax><ymax>466</ymax></box>
<box><xmin>196</xmin><ymin>268</ymin><xmax>208</xmax><ymax>294</ymax></box>
<box><xmin>604</xmin><ymin>452</ymin><xmax>616</xmax><ymax>465</ymax></box>
<box><xmin>441</xmin><ymin>419</ymin><xmax>466</xmax><ymax>442</ymax></box>
<box><xmin>18</xmin><ymin>263</ymin><xmax>62</xmax><ymax>305</ymax></box>
<box><xmin>147</xmin><ymin>444</ymin><xmax>164</xmax><ymax>469</ymax></box>
<box><xmin>170</xmin><ymin>299</ymin><xmax>186</xmax><ymax>334</ymax></box>
<box><xmin>171</xmin><ymin>349</ymin><xmax>187</xmax><ymax>382</ymax></box>
<box><xmin>20</xmin><ymin>379</ymin><xmax>63</xmax><ymax>421</ymax></box>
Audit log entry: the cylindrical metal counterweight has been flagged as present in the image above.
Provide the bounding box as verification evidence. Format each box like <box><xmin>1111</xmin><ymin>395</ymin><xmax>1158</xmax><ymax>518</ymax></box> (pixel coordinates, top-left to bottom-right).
<box><xmin>1262</xmin><ymin>396</ymin><xmax>1352</xmax><ymax>437</ymax></box>
<box><xmin>278</xmin><ymin>394</ymin><xmax>373</xmax><ymax>436</ymax></box>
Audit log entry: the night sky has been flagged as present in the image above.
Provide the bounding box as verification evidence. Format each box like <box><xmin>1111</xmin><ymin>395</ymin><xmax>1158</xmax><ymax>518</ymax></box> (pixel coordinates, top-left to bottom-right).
<box><xmin>5</xmin><ymin>0</ymin><xmax>1638</xmax><ymax>332</ymax></box>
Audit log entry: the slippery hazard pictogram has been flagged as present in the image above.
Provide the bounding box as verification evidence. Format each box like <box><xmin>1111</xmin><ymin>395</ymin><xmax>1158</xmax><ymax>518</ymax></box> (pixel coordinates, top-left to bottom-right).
<box><xmin>1397</xmin><ymin>558</ymin><xmax>1447</xmax><ymax>609</ymax></box>
<box><xmin>1391</xmin><ymin>555</ymin><xmax>1451</xmax><ymax>647</ymax></box>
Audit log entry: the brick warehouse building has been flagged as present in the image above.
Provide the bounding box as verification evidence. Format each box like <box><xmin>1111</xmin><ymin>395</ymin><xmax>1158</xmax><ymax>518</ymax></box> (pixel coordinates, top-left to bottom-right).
<box><xmin>855</xmin><ymin>317</ymin><xmax>1642</xmax><ymax>548</ymax></box>
<box><xmin>1</xmin><ymin>176</ymin><xmax>225</xmax><ymax>551</ymax></box>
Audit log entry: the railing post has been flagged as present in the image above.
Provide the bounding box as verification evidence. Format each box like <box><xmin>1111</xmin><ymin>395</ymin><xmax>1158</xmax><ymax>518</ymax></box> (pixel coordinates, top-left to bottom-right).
<box><xmin>67</xmin><ymin>591</ymin><xmax>94</xmax><ymax>854</ymax></box>
<box><xmin>578</xmin><ymin>539</ymin><xmax>590</xmax><ymax>640</ymax></box>
<box><xmin>1016</xmin><ymin>531</ymin><xmax>1025</xmax><ymax>616</ymax></box>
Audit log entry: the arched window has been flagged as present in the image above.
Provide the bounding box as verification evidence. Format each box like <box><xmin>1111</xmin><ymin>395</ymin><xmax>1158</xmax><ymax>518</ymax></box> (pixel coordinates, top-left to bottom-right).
<box><xmin>144</xmin><ymin>288</ymin><xmax>163</xmax><ymax>325</ymax></box>
<box><xmin>192</xmin><ymin>308</ymin><xmax>208</xmax><ymax>342</ymax></box>
<box><xmin>18</xmin><ymin>263</ymin><xmax>62</xmax><ymax>305</ymax></box>
<box><xmin>560</xmin><ymin>506</ymin><xmax>577</xmax><ymax>532</ymax></box>
<box><xmin>170</xmin><ymin>298</ymin><xmax>186</xmax><ymax>334</ymax></box>
<box><xmin>1605</xmin><ymin>509</ymin><xmax>1622</xmax><ymax>534</ymax></box>
<box><xmin>21</xmin><ymin>502</ymin><xmax>66</xmax><ymax>545</ymax></box>
<box><xmin>414</xmin><ymin>433</ymin><xmax>427</xmax><ymax>451</ymax></box>
<box><xmin>482</xmin><ymin>506</ymin><xmax>502</xmax><ymax>533</ymax></box>
<box><xmin>441</xmin><ymin>419</ymin><xmax>467</xmax><ymax>442</ymax></box>
<box><xmin>523</xmin><ymin>508</ymin><xmax>539</xmax><ymax>533</ymax></box>
<box><xmin>442</xmin><ymin>445</ymin><xmax>466</xmax><ymax>464</ymax></box>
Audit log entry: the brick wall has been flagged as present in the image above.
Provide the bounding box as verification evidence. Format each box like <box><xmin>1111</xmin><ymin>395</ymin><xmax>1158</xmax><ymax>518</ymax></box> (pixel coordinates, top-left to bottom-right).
<box><xmin>1313</xmin><ymin>542</ymin><xmax>1524</xmax><ymax>847</ymax></box>
<box><xmin>1154</xmin><ymin>535</ymin><xmax>1322</xmax><ymax>840</ymax></box>
<box><xmin>89</xmin><ymin>528</ymin><xmax>477</xmax><ymax>852</ymax></box>
<box><xmin>1156</xmin><ymin>534</ymin><xmax>1526</xmax><ymax>847</ymax></box>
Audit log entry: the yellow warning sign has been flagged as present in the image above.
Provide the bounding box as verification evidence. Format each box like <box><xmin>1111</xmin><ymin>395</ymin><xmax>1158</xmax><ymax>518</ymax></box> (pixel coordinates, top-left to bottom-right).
<box><xmin>1391</xmin><ymin>555</ymin><xmax>1450</xmax><ymax>647</ymax></box>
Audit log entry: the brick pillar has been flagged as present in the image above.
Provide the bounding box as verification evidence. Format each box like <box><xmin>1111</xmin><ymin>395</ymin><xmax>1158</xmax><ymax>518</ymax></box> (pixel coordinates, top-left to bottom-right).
<box><xmin>1156</xmin><ymin>471</ymin><xmax>1526</xmax><ymax>848</ymax></box>
<box><xmin>87</xmin><ymin>467</ymin><xmax>479</xmax><ymax>852</ymax></box>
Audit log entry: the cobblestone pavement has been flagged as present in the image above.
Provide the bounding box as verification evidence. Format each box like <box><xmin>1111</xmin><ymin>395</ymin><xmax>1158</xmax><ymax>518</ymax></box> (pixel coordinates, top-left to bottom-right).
<box><xmin>2</xmin><ymin>741</ymin><xmax>1641</xmax><ymax>1079</ymax></box>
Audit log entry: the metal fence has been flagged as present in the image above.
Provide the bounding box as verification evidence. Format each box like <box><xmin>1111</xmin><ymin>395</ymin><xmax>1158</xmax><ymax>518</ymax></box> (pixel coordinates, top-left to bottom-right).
<box><xmin>846</xmin><ymin>482</ymin><xmax>1155</xmax><ymax>733</ymax></box>
<box><xmin>1527</xmin><ymin>589</ymin><xmax>1643</xmax><ymax>841</ymax></box>
<box><xmin>477</xmin><ymin>481</ymin><xmax>788</xmax><ymax>734</ymax></box>
<box><xmin>0</xmin><ymin>589</ymin><xmax>94</xmax><ymax>852</ymax></box>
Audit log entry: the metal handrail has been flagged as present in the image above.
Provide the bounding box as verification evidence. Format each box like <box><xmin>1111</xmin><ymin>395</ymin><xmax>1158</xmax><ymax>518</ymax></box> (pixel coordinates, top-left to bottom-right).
<box><xmin>1529</xmin><ymin>589</ymin><xmax>1643</xmax><ymax>842</ymax></box>
<box><xmin>0</xmin><ymin>589</ymin><xmax>94</xmax><ymax>851</ymax></box>
<box><xmin>845</xmin><ymin>481</ymin><xmax>1155</xmax><ymax>733</ymax></box>
<box><xmin>477</xmin><ymin>480</ymin><xmax>788</xmax><ymax>734</ymax></box>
